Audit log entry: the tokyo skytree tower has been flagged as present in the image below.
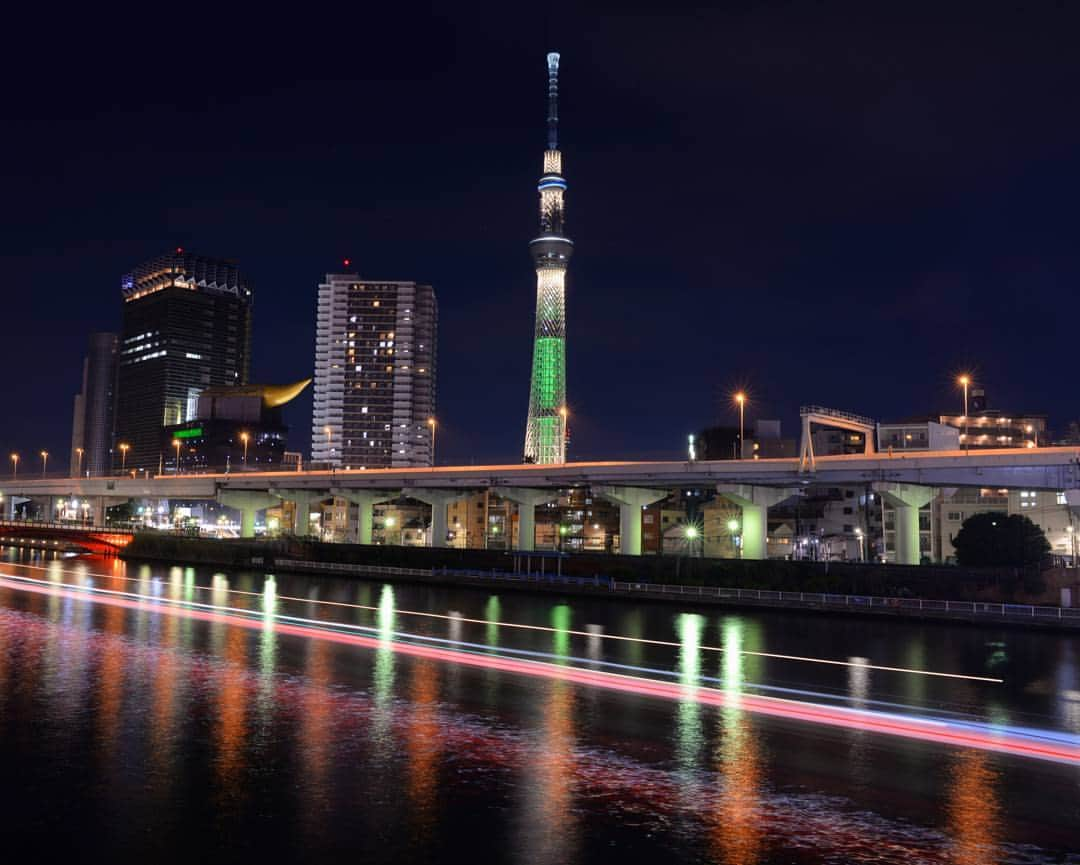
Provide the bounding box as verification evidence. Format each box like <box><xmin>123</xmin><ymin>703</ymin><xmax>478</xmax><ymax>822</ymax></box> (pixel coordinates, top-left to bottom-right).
<box><xmin>523</xmin><ymin>52</ymin><xmax>573</xmax><ymax>464</ymax></box>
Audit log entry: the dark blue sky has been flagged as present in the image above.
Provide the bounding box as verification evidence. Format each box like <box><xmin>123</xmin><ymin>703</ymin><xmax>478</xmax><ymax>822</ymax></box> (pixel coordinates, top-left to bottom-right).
<box><xmin>3</xmin><ymin>4</ymin><xmax>1079</xmax><ymax>466</ymax></box>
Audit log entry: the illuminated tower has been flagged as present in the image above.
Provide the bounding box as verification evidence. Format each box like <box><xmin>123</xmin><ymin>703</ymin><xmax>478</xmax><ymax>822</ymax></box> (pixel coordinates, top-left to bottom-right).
<box><xmin>523</xmin><ymin>51</ymin><xmax>573</xmax><ymax>464</ymax></box>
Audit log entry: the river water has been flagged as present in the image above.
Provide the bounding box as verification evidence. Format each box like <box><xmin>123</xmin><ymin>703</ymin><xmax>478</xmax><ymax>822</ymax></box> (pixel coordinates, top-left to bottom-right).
<box><xmin>0</xmin><ymin>546</ymin><xmax>1077</xmax><ymax>863</ymax></box>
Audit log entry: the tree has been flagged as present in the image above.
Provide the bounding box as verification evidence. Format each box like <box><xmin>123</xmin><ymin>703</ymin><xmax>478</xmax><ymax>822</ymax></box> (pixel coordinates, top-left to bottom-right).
<box><xmin>952</xmin><ymin>512</ymin><xmax>1050</xmax><ymax>567</ymax></box>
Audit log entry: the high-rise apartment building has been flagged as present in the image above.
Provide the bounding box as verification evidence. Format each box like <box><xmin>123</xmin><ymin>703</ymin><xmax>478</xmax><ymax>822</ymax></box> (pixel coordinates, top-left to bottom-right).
<box><xmin>311</xmin><ymin>273</ymin><xmax>436</xmax><ymax>468</ymax></box>
<box><xmin>114</xmin><ymin>250</ymin><xmax>253</xmax><ymax>473</ymax></box>
<box><xmin>69</xmin><ymin>332</ymin><xmax>118</xmax><ymax>476</ymax></box>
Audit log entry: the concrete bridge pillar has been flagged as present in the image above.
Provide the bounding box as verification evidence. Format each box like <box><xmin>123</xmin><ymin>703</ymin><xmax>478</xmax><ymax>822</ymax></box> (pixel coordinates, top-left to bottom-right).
<box><xmin>410</xmin><ymin>489</ymin><xmax>470</xmax><ymax>548</ymax></box>
<box><xmin>275</xmin><ymin>489</ymin><xmax>330</xmax><ymax>537</ymax></box>
<box><xmin>716</xmin><ymin>485</ymin><xmax>799</xmax><ymax>560</ymax></box>
<box><xmin>874</xmin><ymin>483</ymin><xmax>934</xmax><ymax>565</ymax></box>
<box><xmin>492</xmin><ymin>487</ymin><xmax>558</xmax><ymax>551</ymax></box>
<box><xmin>218</xmin><ymin>490</ymin><xmax>279</xmax><ymax>538</ymax></box>
<box><xmin>331</xmin><ymin>488</ymin><xmax>393</xmax><ymax>545</ymax></box>
<box><xmin>594</xmin><ymin>486</ymin><xmax>669</xmax><ymax>555</ymax></box>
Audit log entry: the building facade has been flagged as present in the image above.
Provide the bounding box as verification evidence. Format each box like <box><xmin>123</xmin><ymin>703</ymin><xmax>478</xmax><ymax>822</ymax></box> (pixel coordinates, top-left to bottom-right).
<box><xmin>162</xmin><ymin>380</ymin><xmax>309</xmax><ymax>473</ymax></box>
<box><xmin>69</xmin><ymin>332</ymin><xmax>118</xmax><ymax>476</ymax></box>
<box><xmin>877</xmin><ymin>420</ymin><xmax>960</xmax><ymax>452</ymax></box>
<box><xmin>311</xmin><ymin>273</ymin><xmax>436</xmax><ymax>468</ymax></box>
<box><xmin>523</xmin><ymin>52</ymin><xmax>573</xmax><ymax>465</ymax></box>
<box><xmin>114</xmin><ymin>250</ymin><xmax>253</xmax><ymax>473</ymax></box>
<box><xmin>939</xmin><ymin>410</ymin><xmax>1047</xmax><ymax>449</ymax></box>
<box><xmin>939</xmin><ymin>389</ymin><xmax>1046</xmax><ymax>448</ymax></box>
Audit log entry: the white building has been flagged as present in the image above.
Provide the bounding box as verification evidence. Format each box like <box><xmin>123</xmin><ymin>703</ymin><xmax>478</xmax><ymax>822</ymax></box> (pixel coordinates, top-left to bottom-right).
<box><xmin>311</xmin><ymin>273</ymin><xmax>437</xmax><ymax>468</ymax></box>
<box><xmin>877</xmin><ymin>420</ymin><xmax>960</xmax><ymax>452</ymax></box>
<box><xmin>937</xmin><ymin>488</ymin><xmax>1077</xmax><ymax>563</ymax></box>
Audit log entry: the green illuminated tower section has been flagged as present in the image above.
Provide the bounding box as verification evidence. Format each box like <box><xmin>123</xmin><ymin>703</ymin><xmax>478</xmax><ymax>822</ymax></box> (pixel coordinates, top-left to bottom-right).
<box><xmin>524</xmin><ymin>52</ymin><xmax>573</xmax><ymax>464</ymax></box>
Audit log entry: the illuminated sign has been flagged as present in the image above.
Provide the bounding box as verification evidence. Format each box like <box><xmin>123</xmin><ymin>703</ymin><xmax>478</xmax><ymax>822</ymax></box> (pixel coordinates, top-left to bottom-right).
<box><xmin>173</xmin><ymin>427</ymin><xmax>203</xmax><ymax>440</ymax></box>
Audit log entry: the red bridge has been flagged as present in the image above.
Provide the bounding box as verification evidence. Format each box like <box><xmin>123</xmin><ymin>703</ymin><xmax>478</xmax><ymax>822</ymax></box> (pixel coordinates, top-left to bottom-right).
<box><xmin>0</xmin><ymin>521</ymin><xmax>134</xmax><ymax>555</ymax></box>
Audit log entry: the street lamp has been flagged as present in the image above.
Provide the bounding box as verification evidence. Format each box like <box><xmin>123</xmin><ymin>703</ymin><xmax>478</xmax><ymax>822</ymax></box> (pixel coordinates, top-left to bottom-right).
<box><xmin>957</xmin><ymin>375</ymin><xmax>971</xmax><ymax>453</ymax></box>
<box><xmin>173</xmin><ymin>438</ymin><xmax>182</xmax><ymax>473</ymax></box>
<box><xmin>118</xmin><ymin>443</ymin><xmax>129</xmax><ymax>473</ymax></box>
<box><xmin>684</xmin><ymin>524</ymin><xmax>699</xmax><ymax>557</ymax></box>
<box><xmin>733</xmin><ymin>392</ymin><xmax>746</xmax><ymax>459</ymax></box>
<box><xmin>1025</xmin><ymin>423</ymin><xmax>1038</xmax><ymax>448</ymax></box>
<box><xmin>727</xmin><ymin>518</ymin><xmax>741</xmax><ymax>558</ymax></box>
<box><xmin>10</xmin><ymin>453</ymin><xmax>18</xmax><ymax>479</ymax></box>
<box><xmin>75</xmin><ymin>447</ymin><xmax>84</xmax><ymax>478</ymax></box>
<box><xmin>240</xmin><ymin>432</ymin><xmax>250</xmax><ymax>467</ymax></box>
<box><xmin>40</xmin><ymin>450</ymin><xmax>48</xmax><ymax>477</ymax></box>
<box><xmin>855</xmin><ymin>526</ymin><xmax>865</xmax><ymax>562</ymax></box>
<box><xmin>427</xmin><ymin>417</ymin><xmax>437</xmax><ymax>467</ymax></box>
<box><xmin>559</xmin><ymin>406</ymin><xmax>569</xmax><ymax>462</ymax></box>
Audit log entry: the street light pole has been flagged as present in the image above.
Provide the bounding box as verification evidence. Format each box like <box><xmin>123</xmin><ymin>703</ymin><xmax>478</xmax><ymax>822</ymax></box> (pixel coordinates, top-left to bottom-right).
<box><xmin>119</xmin><ymin>443</ymin><xmax>129</xmax><ymax>474</ymax></box>
<box><xmin>40</xmin><ymin>450</ymin><xmax>48</xmax><ymax>477</ymax></box>
<box><xmin>559</xmin><ymin>406</ymin><xmax>569</xmax><ymax>463</ymax></box>
<box><xmin>173</xmin><ymin>439</ymin><xmax>182</xmax><ymax>474</ymax></box>
<box><xmin>10</xmin><ymin>453</ymin><xmax>18</xmax><ymax>479</ymax></box>
<box><xmin>75</xmin><ymin>447</ymin><xmax>84</xmax><ymax>478</ymax></box>
<box><xmin>734</xmin><ymin>392</ymin><xmax>746</xmax><ymax>459</ymax></box>
<box><xmin>240</xmin><ymin>432</ymin><xmax>249</xmax><ymax>467</ymax></box>
<box><xmin>958</xmin><ymin>375</ymin><xmax>970</xmax><ymax>453</ymax></box>
<box><xmin>728</xmin><ymin>518</ymin><xmax>741</xmax><ymax>558</ymax></box>
<box><xmin>427</xmin><ymin>417</ymin><xmax>436</xmax><ymax>468</ymax></box>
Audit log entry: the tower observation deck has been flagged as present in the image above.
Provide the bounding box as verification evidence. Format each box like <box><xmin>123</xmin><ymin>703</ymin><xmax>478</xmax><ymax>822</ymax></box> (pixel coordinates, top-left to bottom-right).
<box><xmin>523</xmin><ymin>52</ymin><xmax>573</xmax><ymax>464</ymax></box>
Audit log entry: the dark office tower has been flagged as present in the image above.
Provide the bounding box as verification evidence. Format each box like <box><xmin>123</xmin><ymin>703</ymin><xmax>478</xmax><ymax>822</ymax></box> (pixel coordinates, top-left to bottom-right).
<box><xmin>69</xmin><ymin>332</ymin><xmax>118</xmax><ymax>477</ymax></box>
<box><xmin>311</xmin><ymin>273</ymin><xmax>437</xmax><ymax>468</ymax></box>
<box><xmin>114</xmin><ymin>250</ymin><xmax>253</xmax><ymax>473</ymax></box>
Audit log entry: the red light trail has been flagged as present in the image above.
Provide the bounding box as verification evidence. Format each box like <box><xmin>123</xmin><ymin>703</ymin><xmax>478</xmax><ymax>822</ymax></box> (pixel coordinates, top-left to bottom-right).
<box><xmin>0</xmin><ymin>573</ymin><xmax>1076</xmax><ymax>766</ymax></box>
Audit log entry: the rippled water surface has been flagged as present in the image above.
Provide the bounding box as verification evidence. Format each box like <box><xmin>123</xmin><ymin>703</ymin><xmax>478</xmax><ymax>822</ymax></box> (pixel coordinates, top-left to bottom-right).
<box><xmin>0</xmin><ymin>547</ymin><xmax>1078</xmax><ymax>864</ymax></box>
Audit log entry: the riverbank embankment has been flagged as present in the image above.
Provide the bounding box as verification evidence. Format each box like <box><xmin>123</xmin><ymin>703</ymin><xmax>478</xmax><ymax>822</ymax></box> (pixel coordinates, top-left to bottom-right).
<box><xmin>118</xmin><ymin>534</ymin><xmax>1080</xmax><ymax>629</ymax></box>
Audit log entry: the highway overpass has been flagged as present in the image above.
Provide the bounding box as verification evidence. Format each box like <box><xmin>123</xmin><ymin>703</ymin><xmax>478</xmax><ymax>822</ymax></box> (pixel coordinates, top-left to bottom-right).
<box><xmin>3</xmin><ymin>446</ymin><xmax>1079</xmax><ymax>563</ymax></box>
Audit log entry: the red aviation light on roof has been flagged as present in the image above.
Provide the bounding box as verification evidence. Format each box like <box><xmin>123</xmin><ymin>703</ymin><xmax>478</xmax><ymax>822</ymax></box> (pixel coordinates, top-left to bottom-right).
<box><xmin>175</xmin><ymin>247</ymin><xmax>184</xmax><ymax>254</ymax></box>
<box><xmin>343</xmin><ymin>258</ymin><xmax>351</xmax><ymax>268</ymax></box>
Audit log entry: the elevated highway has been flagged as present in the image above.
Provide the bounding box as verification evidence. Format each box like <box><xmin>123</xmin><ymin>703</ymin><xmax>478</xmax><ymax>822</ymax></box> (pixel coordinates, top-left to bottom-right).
<box><xmin>3</xmin><ymin>447</ymin><xmax>1079</xmax><ymax>562</ymax></box>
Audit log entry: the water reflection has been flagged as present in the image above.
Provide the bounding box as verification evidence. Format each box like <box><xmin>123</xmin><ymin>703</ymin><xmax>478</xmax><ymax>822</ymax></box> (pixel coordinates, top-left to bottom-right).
<box><xmin>96</xmin><ymin>579</ymin><xmax>127</xmax><ymax>764</ymax></box>
<box><xmin>520</xmin><ymin>678</ymin><xmax>577</xmax><ymax>865</ymax></box>
<box><xmin>484</xmin><ymin>595</ymin><xmax>501</xmax><ymax>650</ymax></box>
<box><xmin>215</xmin><ymin>617</ymin><xmax>248</xmax><ymax>800</ymax></box>
<box><xmin>551</xmin><ymin>604</ymin><xmax>571</xmax><ymax>661</ymax></box>
<box><xmin>148</xmin><ymin>573</ymin><xmax>183</xmax><ymax>794</ymax></box>
<box><xmin>406</xmin><ymin>659</ymin><xmax>440</xmax><ymax>849</ymax></box>
<box><xmin>516</xmin><ymin>604</ymin><xmax>579</xmax><ymax>865</ymax></box>
<box><xmin>298</xmin><ymin>637</ymin><xmax>334</xmax><ymax>836</ymax></box>
<box><xmin>712</xmin><ymin>617</ymin><xmax>763</xmax><ymax>865</ymax></box>
<box><xmin>847</xmin><ymin>656</ymin><xmax>871</xmax><ymax>788</ymax></box>
<box><xmin>1</xmin><ymin>551</ymin><xmax>1078</xmax><ymax>864</ymax></box>
<box><xmin>947</xmin><ymin>750</ymin><xmax>999</xmax><ymax>865</ymax></box>
<box><xmin>372</xmin><ymin>584</ymin><xmax>397</xmax><ymax>762</ymax></box>
<box><xmin>676</xmin><ymin>613</ymin><xmax>705</xmax><ymax>773</ymax></box>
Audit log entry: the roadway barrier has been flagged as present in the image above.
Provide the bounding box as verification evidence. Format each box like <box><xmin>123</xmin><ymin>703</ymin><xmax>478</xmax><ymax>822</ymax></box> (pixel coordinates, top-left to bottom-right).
<box><xmin>608</xmin><ymin>581</ymin><xmax>1080</xmax><ymax>623</ymax></box>
<box><xmin>272</xmin><ymin>559</ymin><xmax>1079</xmax><ymax>625</ymax></box>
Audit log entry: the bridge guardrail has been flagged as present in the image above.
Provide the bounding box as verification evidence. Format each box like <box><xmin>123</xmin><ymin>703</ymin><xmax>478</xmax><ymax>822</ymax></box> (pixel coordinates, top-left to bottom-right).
<box><xmin>0</xmin><ymin>519</ymin><xmax>120</xmax><ymax>531</ymax></box>
<box><xmin>266</xmin><ymin>560</ymin><xmax>1079</xmax><ymax>622</ymax></box>
<box><xmin>608</xmin><ymin>581</ymin><xmax>1080</xmax><ymax>621</ymax></box>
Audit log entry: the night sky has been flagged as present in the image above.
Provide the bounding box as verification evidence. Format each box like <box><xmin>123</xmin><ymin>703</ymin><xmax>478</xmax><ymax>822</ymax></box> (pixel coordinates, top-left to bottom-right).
<box><xmin>4</xmin><ymin>5</ymin><xmax>1080</xmax><ymax>467</ymax></box>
